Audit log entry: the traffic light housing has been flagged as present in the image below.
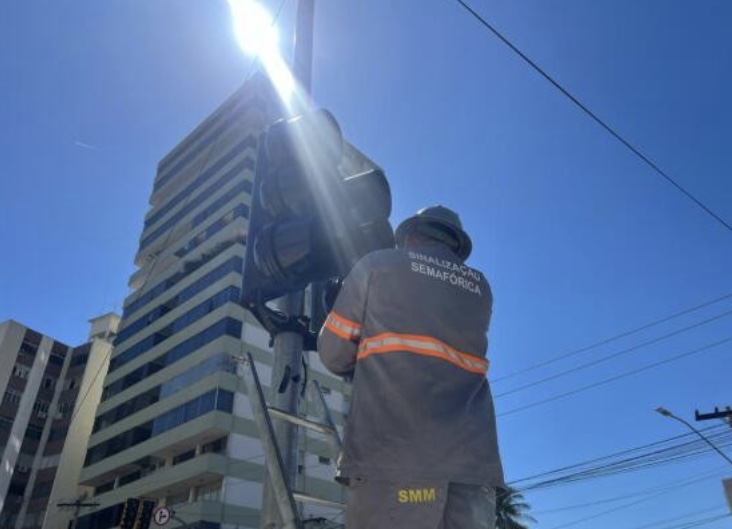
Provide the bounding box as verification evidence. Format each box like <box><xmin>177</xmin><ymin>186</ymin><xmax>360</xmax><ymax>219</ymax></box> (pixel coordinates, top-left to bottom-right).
<box><xmin>118</xmin><ymin>498</ymin><xmax>140</xmax><ymax>529</ymax></box>
<box><xmin>241</xmin><ymin>109</ymin><xmax>393</xmax><ymax>306</ymax></box>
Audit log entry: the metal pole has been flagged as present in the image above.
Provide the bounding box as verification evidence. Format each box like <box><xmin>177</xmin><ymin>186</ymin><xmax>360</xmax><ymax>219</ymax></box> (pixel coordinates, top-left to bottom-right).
<box><xmin>260</xmin><ymin>293</ymin><xmax>305</xmax><ymax>529</ymax></box>
<box><xmin>260</xmin><ymin>2</ymin><xmax>315</xmax><ymax>527</ymax></box>
<box><xmin>293</xmin><ymin>0</ymin><xmax>314</xmax><ymax>95</ymax></box>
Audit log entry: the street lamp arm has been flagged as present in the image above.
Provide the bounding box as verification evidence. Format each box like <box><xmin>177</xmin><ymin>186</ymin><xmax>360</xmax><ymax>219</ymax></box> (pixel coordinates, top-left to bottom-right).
<box><xmin>655</xmin><ymin>407</ymin><xmax>732</xmax><ymax>467</ymax></box>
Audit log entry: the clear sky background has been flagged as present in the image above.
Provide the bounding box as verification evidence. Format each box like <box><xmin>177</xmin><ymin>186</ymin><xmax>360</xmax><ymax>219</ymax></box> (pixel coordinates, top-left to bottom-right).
<box><xmin>2</xmin><ymin>1</ymin><xmax>732</xmax><ymax>528</ymax></box>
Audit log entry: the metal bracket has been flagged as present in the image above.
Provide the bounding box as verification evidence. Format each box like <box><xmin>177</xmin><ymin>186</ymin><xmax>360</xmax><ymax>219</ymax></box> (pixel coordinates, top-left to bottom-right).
<box><xmin>245</xmin><ymin>300</ymin><xmax>318</xmax><ymax>350</ymax></box>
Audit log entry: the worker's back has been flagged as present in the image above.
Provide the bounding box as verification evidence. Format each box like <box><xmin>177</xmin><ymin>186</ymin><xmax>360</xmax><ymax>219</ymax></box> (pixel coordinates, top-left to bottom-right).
<box><xmin>320</xmin><ymin>243</ymin><xmax>504</xmax><ymax>487</ymax></box>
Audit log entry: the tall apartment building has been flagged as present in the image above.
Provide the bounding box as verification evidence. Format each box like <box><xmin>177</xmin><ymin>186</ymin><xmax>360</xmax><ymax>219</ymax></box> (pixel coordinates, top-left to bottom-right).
<box><xmin>0</xmin><ymin>314</ymin><xmax>120</xmax><ymax>529</ymax></box>
<box><xmin>76</xmin><ymin>74</ymin><xmax>350</xmax><ymax>529</ymax></box>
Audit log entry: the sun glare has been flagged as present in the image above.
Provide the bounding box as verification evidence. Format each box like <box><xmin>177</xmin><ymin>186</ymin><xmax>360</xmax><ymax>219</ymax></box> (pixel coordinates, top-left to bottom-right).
<box><xmin>227</xmin><ymin>0</ymin><xmax>296</xmax><ymax>102</ymax></box>
<box><xmin>228</xmin><ymin>0</ymin><xmax>279</xmax><ymax>56</ymax></box>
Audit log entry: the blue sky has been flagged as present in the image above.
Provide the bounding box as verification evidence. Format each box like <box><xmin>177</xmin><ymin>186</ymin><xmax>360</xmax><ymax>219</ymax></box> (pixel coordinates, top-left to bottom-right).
<box><xmin>2</xmin><ymin>1</ymin><xmax>732</xmax><ymax>527</ymax></box>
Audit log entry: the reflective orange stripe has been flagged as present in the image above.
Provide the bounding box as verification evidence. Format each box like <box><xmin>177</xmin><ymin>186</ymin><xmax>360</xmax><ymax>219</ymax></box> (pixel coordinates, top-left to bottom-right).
<box><xmin>324</xmin><ymin>311</ymin><xmax>362</xmax><ymax>342</ymax></box>
<box><xmin>357</xmin><ymin>333</ymin><xmax>488</xmax><ymax>375</ymax></box>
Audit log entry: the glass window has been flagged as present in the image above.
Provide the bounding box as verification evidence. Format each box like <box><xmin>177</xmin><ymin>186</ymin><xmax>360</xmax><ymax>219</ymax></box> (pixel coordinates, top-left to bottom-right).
<box><xmin>121</xmin><ymin>251</ymin><xmax>242</xmax><ymax>320</ymax></box>
<box><xmin>3</xmin><ymin>390</ymin><xmax>21</xmax><ymax>406</ymax></box>
<box><xmin>110</xmin><ymin>287</ymin><xmax>240</xmax><ymax>372</ymax></box>
<box><xmin>102</xmin><ymin>318</ymin><xmax>241</xmax><ymax>401</ymax></box>
<box><xmin>13</xmin><ymin>364</ymin><xmax>30</xmax><ymax>379</ymax></box>
<box><xmin>140</xmin><ymin>146</ymin><xmax>254</xmax><ymax>250</ymax></box>
<box><xmin>173</xmin><ymin>205</ymin><xmax>249</xmax><ymax>259</ymax></box>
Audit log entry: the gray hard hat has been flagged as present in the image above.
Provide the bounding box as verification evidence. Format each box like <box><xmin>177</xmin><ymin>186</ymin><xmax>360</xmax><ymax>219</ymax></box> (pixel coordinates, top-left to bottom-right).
<box><xmin>395</xmin><ymin>205</ymin><xmax>472</xmax><ymax>260</ymax></box>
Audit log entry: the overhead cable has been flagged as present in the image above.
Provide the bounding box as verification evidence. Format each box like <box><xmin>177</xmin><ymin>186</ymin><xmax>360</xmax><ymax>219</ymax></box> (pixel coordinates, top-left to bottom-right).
<box><xmin>493</xmin><ymin>292</ymin><xmax>732</xmax><ymax>383</ymax></box>
<box><xmin>452</xmin><ymin>0</ymin><xmax>732</xmax><ymax>234</ymax></box>
<box><xmin>495</xmin><ymin>307</ymin><xmax>732</xmax><ymax>398</ymax></box>
<box><xmin>498</xmin><ymin>336</ymin><xmax>732</xmax><ymax>417</ymax></box>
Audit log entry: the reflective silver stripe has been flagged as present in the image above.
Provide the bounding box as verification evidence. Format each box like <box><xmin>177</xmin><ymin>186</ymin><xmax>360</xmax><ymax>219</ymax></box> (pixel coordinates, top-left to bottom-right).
<box><xmin>325</xmin><ymin>313</ymin><xmax>362</xmax><ymax>340</ymax></box>
<box><xmin>358</xmin><ymin>334</ymin><xmax>487</xmax><ymax>374</ymax></box>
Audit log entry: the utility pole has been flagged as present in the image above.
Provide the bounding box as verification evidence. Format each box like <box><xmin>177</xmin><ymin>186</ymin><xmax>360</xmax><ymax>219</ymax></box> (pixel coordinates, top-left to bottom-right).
<box><xmin>696</xmin><ymin>407</ymin><xmax>732</xmax><ymax>424</ymax></box>
<box><xmin>259</xmin><ymin>2</ymin><xmax>315</xmax><ymax>528</ymax></box>
<box><xmin>57</xmin><ymin>498</ymin><xmax>100</xmax><ymax>529</ymax></box>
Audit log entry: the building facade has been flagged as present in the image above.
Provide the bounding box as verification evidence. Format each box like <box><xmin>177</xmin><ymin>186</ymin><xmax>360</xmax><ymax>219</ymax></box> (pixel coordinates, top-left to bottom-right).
<box><xmin>76</xmin><ymin>75</ymin><xmax>350</xmax><ymax>529</ymax></box>
<box><xmin>0</xmin><ymin>314</ymin><xmax>119</xmax><ymax>529</ymax></box>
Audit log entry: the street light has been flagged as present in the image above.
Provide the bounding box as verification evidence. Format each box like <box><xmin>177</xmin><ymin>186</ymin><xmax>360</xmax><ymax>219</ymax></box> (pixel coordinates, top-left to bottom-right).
<box><xmin>655</xmin><ymin>406</ymin><xmax>732</xmax><ymax>467</ymax></box>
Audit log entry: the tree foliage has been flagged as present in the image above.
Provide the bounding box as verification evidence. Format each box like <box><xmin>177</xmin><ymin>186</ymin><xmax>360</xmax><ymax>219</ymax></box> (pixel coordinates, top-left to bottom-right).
<box><xmin>495</xmin><ymin>486</ymin><xmax>536</xmax><ymax>529</ymax></box>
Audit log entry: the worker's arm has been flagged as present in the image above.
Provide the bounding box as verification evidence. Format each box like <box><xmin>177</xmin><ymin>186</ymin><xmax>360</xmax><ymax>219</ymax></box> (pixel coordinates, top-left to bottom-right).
<box><xmin>317</xmin><ymin>257</ymin><xmax>371</xmax><ymax>376</ymax></box>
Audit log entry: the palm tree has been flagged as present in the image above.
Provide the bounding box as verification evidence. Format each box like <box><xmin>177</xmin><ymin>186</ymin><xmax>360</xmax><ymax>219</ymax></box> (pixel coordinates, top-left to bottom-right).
<box><xmin>495</xmin><ymin>486</ymin><xmax>536</xmax><ymax>529</ymax></box>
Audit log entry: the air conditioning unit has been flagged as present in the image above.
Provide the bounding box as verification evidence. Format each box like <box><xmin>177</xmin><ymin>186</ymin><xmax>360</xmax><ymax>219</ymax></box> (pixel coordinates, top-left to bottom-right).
<box><xmin>37</xmin><ymin>412</ymin><xmax>47</xmax><ymax>419</ymax></box>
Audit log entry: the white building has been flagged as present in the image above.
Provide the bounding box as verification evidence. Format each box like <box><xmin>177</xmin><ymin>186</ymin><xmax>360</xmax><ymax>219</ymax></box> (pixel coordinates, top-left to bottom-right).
<box><xmin>0</xmin><ymin>314</ymin><xmax>119</xmax><ymax>529</ymax></box>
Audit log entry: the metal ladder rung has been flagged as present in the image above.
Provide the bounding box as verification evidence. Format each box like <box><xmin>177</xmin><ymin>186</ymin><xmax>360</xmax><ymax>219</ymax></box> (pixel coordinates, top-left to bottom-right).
<box><xmin>236</xmin><ymin>351</ymin><xmax>346</xmax><ymax>529</ymax></box>
<box><xmin>268</xmin><ymin>407</ymin><xmax>338</xmax><ymax>436</ymax></box>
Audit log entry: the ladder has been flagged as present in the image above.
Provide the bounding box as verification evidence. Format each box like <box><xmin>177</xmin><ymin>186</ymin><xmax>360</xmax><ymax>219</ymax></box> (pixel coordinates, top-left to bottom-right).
<box><xmin>236</xmin><ymin>352</ymin><xmax>345</xmax><ymax>529</ymax></box>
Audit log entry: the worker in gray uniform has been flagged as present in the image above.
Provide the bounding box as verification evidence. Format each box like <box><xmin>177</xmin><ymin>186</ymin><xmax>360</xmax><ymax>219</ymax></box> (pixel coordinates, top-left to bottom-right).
<box><xmin>318</xmin><ymin>205</ymin><xmax>505</xmax><ymax>528</ymax></box>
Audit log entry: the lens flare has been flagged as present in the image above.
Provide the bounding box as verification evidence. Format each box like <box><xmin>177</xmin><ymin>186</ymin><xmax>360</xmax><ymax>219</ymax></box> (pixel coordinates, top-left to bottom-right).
<box><xmin>227</xmin><ymin>0</ymin><xmax>296</xmax><ymax>103</ymax></box>
<box><xmin>228</xmin><ymin>0</ymin><xmax>279</xmax><ymax>56</ymax></box>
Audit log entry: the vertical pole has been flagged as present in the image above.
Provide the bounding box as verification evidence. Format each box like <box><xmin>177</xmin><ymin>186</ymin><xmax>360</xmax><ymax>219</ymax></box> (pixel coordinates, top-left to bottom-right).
<box><xmin>260</xmin><ymin>293</ymin><xmax>305</xmax><ymax>529</ymax></box>
<box><xmin>259</xmin><ymin>2</ymin><xmax>315</xmax><ymax>528</ymax></box>
<box><xmin>293</xmin><ymin>0</ymin><xmax>314</xmax><ymax>95</ymax></box>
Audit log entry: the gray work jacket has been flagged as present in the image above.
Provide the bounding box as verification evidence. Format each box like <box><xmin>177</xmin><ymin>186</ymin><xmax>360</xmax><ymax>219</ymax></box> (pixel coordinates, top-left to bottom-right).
<box><xmin>318</xmin><ymin>243</ymin><xmax>505</xmax><ymax>487</ymax></box>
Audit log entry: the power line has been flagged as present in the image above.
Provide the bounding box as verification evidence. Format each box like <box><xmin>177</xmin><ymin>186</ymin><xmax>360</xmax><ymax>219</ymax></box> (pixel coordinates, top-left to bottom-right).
<box><xmin>498</xmin><ymin>336</ymin><xmax>732</xmax><ymax>417</ymax></box>
<box><xmin>493</xmin><ymin>291</ymin><xmax>732</xmax><ymax>383</ymax></box>
<box><xmin>634</xmin><ymin>513</ymin><xmax>731</xmax><ymax>529</ymax></box>
<box><xmin>512</xmin><ymin>424</ymin><xmax>731</xmax><ymax>491</ymax></box>
<box><xmin>629</xmin><ymin>506</ymin><xmax>729</xmax><ymax>529</ymax></box>
<box><xmin>531</xmin><ymin>468</ymin><xmax>726</xmax><ymax>514</ymax></box>
<box><xmin>495</xmin><ymin>306</ymin><xmax>732</xmax><ymax>398</ymax></box>
<box><xmin>452</xmin><ymin>0</ymin><xmax>732</xmax><ymax>234</ymax></box>
<box><xmin>512</xmin><ymin>424</ymin><xmax>726</xmax><ymax>485</ymax></box>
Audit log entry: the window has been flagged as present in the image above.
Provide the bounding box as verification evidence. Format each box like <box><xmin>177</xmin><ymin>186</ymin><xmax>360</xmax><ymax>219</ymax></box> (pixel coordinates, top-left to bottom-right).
<box><xmin>33</xmin><ymin>400</ymin><xmax>50</xmax><ymax>417</ymax></box>
<box><xmin>201</xmin><ymin>436</ymin><xmax>227</xmax><ymax>455</ymax></box>
<box><xmin>25</xmin><ymin>425</ymin><xmax>43</xmax><ymax>440</ymax></box>
<box><xmin>110</xmin><ymin>287</ymin><xmax>240</xmax><ymax>372</ymax></box>
<box><xmin>43</xmin><ymin>377</ymin><xmax>56</xmax><ymax>390</ymax></box>
<box><xmin>86</xmin><ymin>389</ymin><xmax>234</xmax><ymax>466</ymax></box>
<box><xmin>51</xmin><ymin>341</ymin><xmax>69</xmax><ymax>357</ymax></box>
<box><xmin>13</xmin><ymin>365</ymin><xmax>30</xmax><ymax>379</ymax></box>
<box><xmin>173</xmin><ymin>449</ymin><xmax>195</xmax><ymax>465</ymax></box>
<box><xmin>95</xmin><ymin>481</ymin><xmax>115</xmax><ymax>495</ymax></box>
<box><xmin>140</xmin><ymin>152</ymin><xmax>254</xmax><ymax>250</ymax></box>
<box><xmin>173</xmin><ymin>204</ymin><xmax>249</xmax><ymax>259</ymax></box>
<box><xmin>0</xmin><ymin>414</ymin><xmax>14</xmax><ymax>429</ymax></box>
<box><xmin>118</xmin><ymin>470</ymin><xmax>141</xmax><ymax>487</ymax></box>
<box><xmin>57</xmin><ymin>401</ymin><xmax>74</xmax><ymax>416</ymax></box>
<box><xmin>3</xmin><ymin>390</ymin><xmax>21</xmax><ymax>406</ymax></box>
<box><xmin>117</xmin><ymin>256</ymin><xmax>242</xmax><ymax>343</ymax></box>
<box><xmin>104</xmin><ymin>317</ymin><xmax>241</xmax><ymax>399</ymax></box>
<box><xmin>70</xmin><ymin>353</ymin><xmax>88</xmax><ymax>367</ymax></box>
<box><xmin>32</xmin><ymin>481</ymin><xmax>53</xmax><ymax>499</ymax></box>
<box><xmin>196</xmin><ymin>481</ymin><xmax>222</xmax><ymax>502</ymax></box>
<box><xmin>95</xmin><ymin>353</ymin><xmax>234</xmax><ymax>434</ymax></box>
<box><xmin>48</xmin><ymin>353</ymin><xmax>65</xmax><ymax>366</ymax></box>
<box><xmin>19</xmin><ymin>329</ymin><xmax>42</xmax><ymax>356</ymax></box>
<box><xmin>48</xmin><ymin>427</ymin><xmax>68</xmax><ymax>442</ymax></box>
